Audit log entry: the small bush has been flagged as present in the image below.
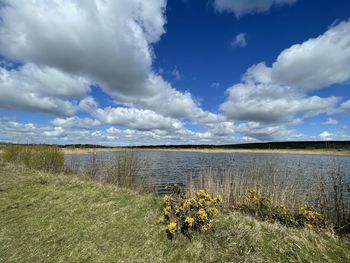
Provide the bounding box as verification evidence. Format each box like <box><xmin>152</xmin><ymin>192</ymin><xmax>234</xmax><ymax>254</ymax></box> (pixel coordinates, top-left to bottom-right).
<box><xmin>80</xmin><ymin>152</ymin><xmax>100</xmax><ymax>181</ymax></box>
<box><xmin>104</xmin><ymin>151</ymin><xmax>149</xmax><ymax>189</ymax></box>
<box><xmin>158</xmin><ymin>186</ymin><xmax>222</xmax><ymax>240</ymax></box>
<box><xmin>2</xmin><ymin>145</ymin><xmax>64</xmax><ymax>173</ymax></box>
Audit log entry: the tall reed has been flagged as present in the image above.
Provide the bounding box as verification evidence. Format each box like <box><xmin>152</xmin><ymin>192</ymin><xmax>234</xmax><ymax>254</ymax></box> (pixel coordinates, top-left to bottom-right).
<box><xmin>80</xmin><ymin>152</ymin><xmax>100</xmax><ymax>181</ymax></box>
<box><xmin>104</xmin><ymin>150</ymin><xmax>151</xmax><ymax>189</ymax></box>
<box><xmin>187</xmin><ymin>157</ymin><xmax>350</xmax><ymax>232</ymax></box>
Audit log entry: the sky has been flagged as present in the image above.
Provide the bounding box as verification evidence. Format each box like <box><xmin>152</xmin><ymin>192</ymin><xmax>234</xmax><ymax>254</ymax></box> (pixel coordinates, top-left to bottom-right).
<box><xmin>0</xmin><ymin>0</ymin><xmax>350</xmax><ymax>145</ymax></box>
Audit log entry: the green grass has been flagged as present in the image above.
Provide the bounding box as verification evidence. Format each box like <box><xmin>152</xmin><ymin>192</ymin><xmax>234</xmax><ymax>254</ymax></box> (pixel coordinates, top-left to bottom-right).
<box><xmin>0</xmin><ymin>163</ymin><xmax>349</xmax><ymax>263</ymax></box>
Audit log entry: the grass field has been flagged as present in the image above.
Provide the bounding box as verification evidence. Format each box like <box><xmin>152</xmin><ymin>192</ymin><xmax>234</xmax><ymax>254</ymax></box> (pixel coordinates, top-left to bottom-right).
<box><xmin>1</xmin><ymin>162</ymin><xmax>349</xmax><ymax>262</ymax></box>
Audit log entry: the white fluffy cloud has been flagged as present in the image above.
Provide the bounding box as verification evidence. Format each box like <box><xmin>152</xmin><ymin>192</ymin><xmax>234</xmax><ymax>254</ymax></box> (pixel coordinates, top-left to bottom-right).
<box><xmin>80</xmin><ymin>97</ymin><xmax>184</xmax><ymax>131</ymax></box>
<box><xmin>0</xmin><ymin>0</ymin><xmax>166</xmax><ymax>98</ymax></box>
<box><xmin>0</xmin><ymin>0</ymin><xmax>216</xmax><ymax>125</ymax></box>
<box><xmin>0</xmin><ymin>63</ymin><xmax>89</xmax><ymax>116</ymax></box>
<box><xmin>221</xmin><ymin>20</ymin><xmax>350</xmax><ymax>126</ymax></box>
<box><xmin>214</xmin><ymin>0</ymin><xmax>297</xmax><ymax>17</ymax></box>
<box><xmin>319</xmin><ymin>131</ymin><xmax>349</xmax><ymax>141</ymax></box>
<box><xmin>51</xmin><ymin>116</ymin><xmax>101</xmax><ymax>129</ymax></box>
<box><xmin>0</xmin><ymin>117</ymin><xmax>237</xmax><ymax>145</ymax></box>
<box><xmin>118</xmin><ymin>74</ymin><xmax>213</xmax><ymax>121</ymax></box>
<box><xmin>271</xmin><ymin>19</ymin><xmax>350</xmax><ymax>90</ymax></box>
<box><xmin>236</xmin><ymin>121</ymin><xmax>302</xmax><ymax>142</ymax></box>
<box><xmin>232</xmin><ymin>33</ymin><xmax>247</xmax><ymax>48</ymax></box>
<box><xmin>220</xmin><ymin>81</ymin><xmax>339</xmax><ymax>123</ymax></box>
<box><xmin>341</xmin><ymin>100</ymin><xmax>350</xmax><ymax>111</ymax></box>
<box><xmin>321</xmin><ymin>118</ymin><xmax>338</xmax><ymax>125</ymax></box>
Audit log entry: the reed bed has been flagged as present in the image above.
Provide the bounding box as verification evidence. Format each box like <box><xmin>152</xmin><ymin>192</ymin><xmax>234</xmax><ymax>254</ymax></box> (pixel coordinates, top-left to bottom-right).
<box><xmin>68</xmin><ymin>150</ymin><xmax>153</xmax><ymax>191</ymax></box>
<box><xmin>186</xmin><ymin>157</ymin><xmax>350</xmax><ymax>232</ymax></box>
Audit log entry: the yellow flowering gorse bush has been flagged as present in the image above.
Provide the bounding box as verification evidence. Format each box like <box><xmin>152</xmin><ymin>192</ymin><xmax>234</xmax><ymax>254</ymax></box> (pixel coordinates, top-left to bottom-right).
<box><xmin>237</xmin><ymin>188</ymin><xmax>324</xmax><ymax>229</ymax></box>
<box><xmin>298</xmin><ymin>205</ymin><xmax>324</xmax><ymax>229</ymax></box>
<box><xmin>158</xmin><ymin>186</ymin><xmax>222</xmax><ymax>240</ymax></box>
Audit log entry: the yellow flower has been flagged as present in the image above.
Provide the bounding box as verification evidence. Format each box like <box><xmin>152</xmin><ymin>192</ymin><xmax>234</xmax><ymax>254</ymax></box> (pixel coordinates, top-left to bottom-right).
<box><xmin>196</xmin><ymin>189</ymin><xmax>212</xmax><ymax>201</ymax></box>
<box><xmin>300</xmin><ymin>205</ymin><xmax>322</xmax><ymax>221</ymax></box>
<box><xmin>183</xmin><ymin>197</ymin><xmax>196</xmax><ymax>209</ymax></box>
<box><xmin>208</xmin><ymin>219</ymin><xmax>214</xmax><ymax>228</ymax></box>
<box><xmin>185</xmin><ymin>217</ymin><xmax>195</xmax><ymax>227</ymax></box>
<box><xmin>200</xmin><ymin>225</ymin><xmax>208</xmax><ymax>232</ymax></box>
<box><xmin>216</xmin><ymin>194</ymin><xmax>223</xmax><ymax>203</ymax></box>
<box><xmin>167</xmin><ymin>222</ymin><xmax>177</xmax><ymax>233</ymax></box>
<box><xmin>162</xmin><ymin>195</ymin><xmax>171</xmax><ymax>202</ymax></box>
<box><xmin>196</xmin><ymin>189</ymin><xmax>207</xmax><ymax>197</ymax></box>
<box><xmin>163</xmin><ymin>206</ymin><xmax>171</xmax><ymax>215</ymax></box>
<box><xmin>198</xmin><ymin>208</ymin><xmax>208</xmax><ymax>220</ymax></box>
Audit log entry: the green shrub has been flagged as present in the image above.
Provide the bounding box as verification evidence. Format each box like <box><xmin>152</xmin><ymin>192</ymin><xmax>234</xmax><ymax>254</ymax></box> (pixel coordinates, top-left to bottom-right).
<box><xmin>2</xmin><ymin>145</ymin><xmax>64</xmax><ymax>173</ymax></box>
<box><xmin>158</xmin><ymin>186</ymin><xmax>222</xmax><ymax>240</ymax></box>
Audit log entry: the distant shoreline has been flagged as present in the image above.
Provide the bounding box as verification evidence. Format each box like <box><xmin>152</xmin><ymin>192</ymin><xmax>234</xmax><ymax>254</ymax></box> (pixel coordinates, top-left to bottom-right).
<box><xmin>63</xmin><ymin>147</ymin><xmax>350</xmax><ymax>156</ymax></box>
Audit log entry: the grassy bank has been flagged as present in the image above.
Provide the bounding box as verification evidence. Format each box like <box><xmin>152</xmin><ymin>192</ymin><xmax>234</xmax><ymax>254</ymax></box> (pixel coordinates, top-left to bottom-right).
<box><xmin>1</xmin><ymin>163</ymin><xmax>349</xmax><ymax>262</ymax></box>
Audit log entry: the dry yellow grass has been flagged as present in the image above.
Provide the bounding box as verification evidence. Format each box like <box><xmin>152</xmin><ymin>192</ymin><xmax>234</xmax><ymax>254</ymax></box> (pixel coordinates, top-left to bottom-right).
<box><xmin>63</xmin><ymin>147</ymin><xmax>119</xmax><ymax>154</ymax></box>
<box><xmin>64</xmin><ymin>147</ymin><xmax>350</xmax><ymax>156</ymax></box>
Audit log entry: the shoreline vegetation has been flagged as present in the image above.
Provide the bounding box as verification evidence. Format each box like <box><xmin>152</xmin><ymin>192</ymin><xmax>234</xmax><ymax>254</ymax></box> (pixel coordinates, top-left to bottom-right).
<box><xmin>1</xmin><ymin>162</ymin><xmax>349</xmax><ymax>262</ymax></box>
<box><xmin>2</xmin><ymin>140</ymin><xmax>350</xmax><ymax>156</ymax></box>
<box><xmin>62</xmin><ymin>147</ymin><xmax>350</xmax><ymax>156</ymax></box>
<box><xmin>1</xmin><ymin>144</ymin><xmax>350</xmax><ymax>262</ymax></box>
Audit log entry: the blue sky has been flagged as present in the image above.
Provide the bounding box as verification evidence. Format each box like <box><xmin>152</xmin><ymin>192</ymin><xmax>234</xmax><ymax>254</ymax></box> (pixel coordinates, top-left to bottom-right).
<box><xmin>0</xmin><ymin>0</ymin><xmax>350</xmax><ymax>145</ymax></box>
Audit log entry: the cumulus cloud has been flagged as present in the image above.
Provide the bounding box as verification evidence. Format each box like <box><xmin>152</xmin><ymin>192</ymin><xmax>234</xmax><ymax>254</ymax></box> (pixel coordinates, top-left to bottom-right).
<box><xmin>51</xmin><ymin>116</ymin><xmax>101</xmax><ymax>129</ymax></box>
<box><xmin>0</xmin><ymin>116</ymin><xmax>238</xmax><ymax>145</ymax></box>
<box><xmin>341</xmin><ymin>100</ymin><xmax>350</xmax><ymax>111</ymax></box>
<box><xmin>0</xmin><ymin>117</ymin><xmax>67</xmax><ymax>143</ymax></box>
<box><xmin>203</xmin><ymin>122</ymin><xmax>235</xmax><ymax>137</ymax></box>
<box><xmin>232</xmin><ymin>33</ymin><xmax>247</xmax><ymax>48</ymax></box>
<box><xmin>221</xmin><ymin>20</ymin><xmax>350</xmax><ymax>126</ymax></box>
<box><xmin>0</xmin><ymin>0</ymin><xmax>166</xmax><ymax>98</ymax></box>
<box><xmin>321</xmin><ymin>118</ymin><xmax>338</xmax><ymax>125</ymax></box>
<box><xmin>319</xmin><ymin>131</ymin><xmax>333</xmax><ymax>140</ymax></box>
<box><xmin>236</xmin><ymin>121</ymin><xmax>302</xmax><ymax>142</ymax></box>
<box><xmin>118</xmin><ymin>74</ymin><xmax>224</xmax><ymax>123</ymax></box>
<box><xmin>80</xmin><ymin>97</ymin><xmax>184</xmax><ymax>131</ymax></box>
<box><xmin>214</xmin><ymin>0</ymin><xmax>297</xmax><ymax>17</ymax></box>
<box><xmin>220</xmin><ymin>81</ymin><xmax>339</xmax><ymax>124</ymax></box>
<box><xmin>318</xmin><ymin>131</ymin><xmax>349</xmax><ymax>141</ymax></box>
<box><xmin>271</xmin><ymin>19</ymin><xmax>350</xmax><ymax>90</ymax></box>
<box><xmin>0</xmin><ymin>63</ymin><xmax>89</xmax><ymax>116</ymax></box>
<box><xmin>0</xmin><ymin>0</ymin><xmax>216</xmax><ymax>127</ymax></box>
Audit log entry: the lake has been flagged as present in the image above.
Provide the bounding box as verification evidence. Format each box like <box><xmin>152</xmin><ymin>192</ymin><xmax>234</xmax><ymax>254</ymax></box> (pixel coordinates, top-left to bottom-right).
<box><xmin>65</xmin><ymin>150</ymin><xmax>350</xmax><ymax>194</ymax></box>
